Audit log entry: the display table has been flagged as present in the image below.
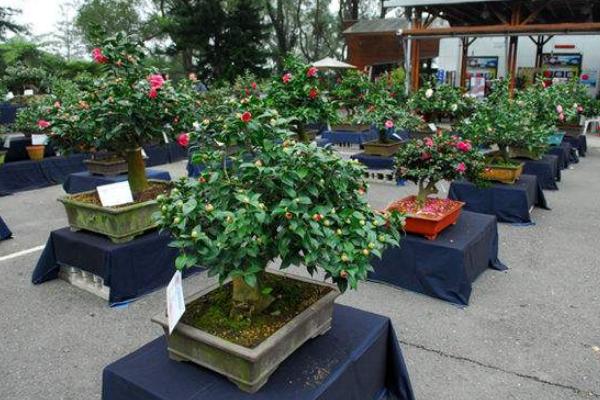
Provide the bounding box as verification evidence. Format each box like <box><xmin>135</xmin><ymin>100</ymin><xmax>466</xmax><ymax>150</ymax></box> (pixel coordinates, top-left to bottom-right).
<box><xmin>369</xmin><ymin>211</ymin><xmax>506</xmax><ymax>305</ymax></box>
<box><xmin>102</xmin><ymin>304</ymin><xmax>415</xmax><ymax>400</ymax></box>
<box><xmin>448</xmin><ymin>174</ymin><xmax>549</xmax><ymax>224</ymax></box>
<box><xmin>0</xmin><ymin>216</ymin><xmax>12</xmax><ymax>240</ymax></box>
<box><xmin>518</xmin><ymin>155</ymin><xmax>560</xmax><ymax>191</ymax></box>
<box><xmin>320</xmin><ymin>128</ymin><xmax>378</xmax><ymax>145</ymax></box>
<box><xmin>562</xmin><ymin>135</ymin><xmax>587</xmax><ymax>157</ymax></box>
<box><xmin>63</xmin><ymin>169</ymin><xmax>171</xmax><ymax>194</ymax></box>
<box><xmin>2</xmin><ymin>135</ymin><xmax>56</xmax><ymax>162</ymax></box>
<box><xmin>548</xmin><ymin>142</ymin><xmax>577</xmax><ymax>169</ymax></box>
<box><xmin>144</xmin><ymin>143</ymin><xmax>187</xmax><ymax>167</ymax></box>
<box><xmin>351</xmin><ymin>153</ymin><xmax>396</xmax><ymax>169</ymax></box>
<box><xmin>0</xmin><ymin>103</ymin><xmax>22</xmax><ymax>125</ymax></box>
<box><xmin>32</xmin><ymin>228</ymin><xmax>202</xmax><ymax>305</ymax></box>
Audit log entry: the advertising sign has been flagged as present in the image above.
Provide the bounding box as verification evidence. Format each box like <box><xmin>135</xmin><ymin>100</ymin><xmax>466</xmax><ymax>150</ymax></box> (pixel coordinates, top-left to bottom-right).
<box><xmin>465</xmin><ymin>56</ymin><xmax>498</xmax><ymax>87</ymax></box>
<box><xmin>541</xmin><ymin>53</ymin><xmax>582</xmax><ymax>81</ymax></box>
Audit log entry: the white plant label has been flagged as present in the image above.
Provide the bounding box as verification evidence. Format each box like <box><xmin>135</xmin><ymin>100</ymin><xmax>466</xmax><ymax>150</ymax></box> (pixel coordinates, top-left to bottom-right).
<box><xmin>166</xmin><ymin>270</ymin><xmax>185</xmax><ymax>335</ymax></box>
<box><xmin>428</xmin><ymin>123</ymin><xmax>437</xmax><ymax>132</ymax></box>
<box><xmin>31</xmin><ymin>134</ymin><xmax>49</xmax><ymax>145</ymax></box>
<box><xmin>97</xmin><ymin>181</ymin><xmax>134</xmax><ymax>207</ymax></box>
<box><xmin>141</xmin><ymin>149</ymin><xmax>148</xmax><ymax>159</ymax></box>
<box><xmin>162</xmin><ymin>131</ymin><xmax>170</xmax><ymax>144</ymax></box>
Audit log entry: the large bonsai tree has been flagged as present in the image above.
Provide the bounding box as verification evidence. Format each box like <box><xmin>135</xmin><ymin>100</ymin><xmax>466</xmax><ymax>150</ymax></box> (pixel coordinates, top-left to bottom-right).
<box><xmin>157</xmin><ymin>95</ymin><xmax>404</xmax><ymax>317</ymax></box>
<box><xmin>266</xmin><ymin>56</ymin><xmax>336</xmax><ymax>142</ymax></box>
<box><xmin>330</xmin><ymin>69</ymin><xmax>372</xmax><ymax>120</ymax></box>
<box><xmin>43</xmin><ymin>34</ymin><xmax>194</xmax><ymax>195</ymax></box>
<box><xmin>395</xmin><ymin>133</ymin><xmax>486</xmax><ymax>205</ymax></box>
<box><xmin>408</xmin><ymin>81</ymin><xmax>467</xmax><ymax>122</ymax></box>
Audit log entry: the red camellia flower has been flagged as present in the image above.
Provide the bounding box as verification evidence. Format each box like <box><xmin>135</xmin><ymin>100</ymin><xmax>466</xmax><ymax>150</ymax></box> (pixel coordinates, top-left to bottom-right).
<box><xmin>308</xmin><ymin>88</ymin><xmax>319</xmax><ymax>99</ymax></box>
<box><xmin>456</xmin><ymin>141</ymin><xmax>472</xmax><ymax>152</ymax></box>
<box><xmin>420</xmin><ymin>152</ymin><xmax>431</xmax><ymax>161</ymax></box>
<box><xmin>177</xmin><ymin>133</ymin><xmax>190</xmax><ymax>147</ymax></box>
<box><xmin>241</xmin><ymin>111</ymin><xmax>252</xmax><ymax>123</ymax></box>
<box><xmin>282</xmin><ymin>73</ymin><xmax>292</xmax><ymax>84</ymax></box>
<box><xmin>543</xmin><ymin>70</ymin><xmax>553</xmax><ymax>78</ymax></box>
<box><xmin>307</xmin><ymin>66</ymin><xmax>318</xmax><ymax>78</ymax></box>
<box><xmin>385</xmin><ymin>120</ymin><xmax>394</xmax><ymax>129</ymax></box>
<box><xmin>455</xmin><ymin>162</ymin><xmax>467</xmax><ymax>173</ymax></box>
<box><xmin>424</xmin><ymin>137</ymin><xmax>434</xmax><ymax>147</ymax></box>
<box><xmin>148</xmin><ymin>74</ymin><xmax>165</xmax><ymax>90</ymax></box>
<box><xmin>251</xmin><ymin>81</ymin><xmax>258</xmax><ymax>90</ymax></box>
<box><xmin>91</xmin><ymin>48</ymin><xmax>108</xmax><ymax>64</ymax></box>
<box><xmin>148</xmin><ymin>88</ymin><xmax>158</xmax><ymax>99</ymax></box>
<box><xmin>581</xmin><ymin>74</ymin><xmax>589</xmax><ymax>81</ymax></box>
<box><xmin>37</xmin><ymin>120</ymin><xmax>50</xmax><ymax>129</ymax></box>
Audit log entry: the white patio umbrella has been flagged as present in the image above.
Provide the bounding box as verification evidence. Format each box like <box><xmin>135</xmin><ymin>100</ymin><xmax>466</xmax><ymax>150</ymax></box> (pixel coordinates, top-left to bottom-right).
<box><xmin>311</xmin><ymin>57</ymin><xmax>357</xmax><ymax>70</ymax></box>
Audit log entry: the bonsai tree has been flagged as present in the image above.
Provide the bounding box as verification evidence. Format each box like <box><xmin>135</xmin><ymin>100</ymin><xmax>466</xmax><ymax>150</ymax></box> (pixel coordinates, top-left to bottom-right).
<box><xmin>408</xmin><ymin>81</ymin><xmax>466</xmax><ymax>122</ymax></box>
<box><xmin>46</xmin><ymin>33</ymin><xmax>194</xmax><ymax>195</ymax></box>
<box><xmin>395</xmin><ymin>132</ymin><xmax>486</xmax><ymax>205</ymax></box>
<box><xmin>156</xmin><ymin>96</ymin><xmax>404</xmax><ymax>316</ymax></box>
<box><xmin>459</xmin><ymin>79</ymin><xmax>550</xmax><ymax>163</ymax></box>
<box><xmin>266</xmin><ymin>56</ymin><xmax>336</xmax><ymax>142</ymax></box>
<box><xmin>330</xmin><ymin>69</ymin><xmax>372</xmax><ymax>121</ymax></box>
<box><xmin>546</xmin><ymin>78</ymin><xmax>590</xmax><ymax>126</ymax></box>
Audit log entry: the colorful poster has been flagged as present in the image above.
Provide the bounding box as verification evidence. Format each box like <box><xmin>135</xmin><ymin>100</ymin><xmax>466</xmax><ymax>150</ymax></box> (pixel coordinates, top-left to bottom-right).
<box><xmin>580</xmin><ymin>70</ymin><xmax>598</xmax><ymax>88</ymax></box>
<box><xmin>465</xmin><ymin>56</ymin><xmax>498</xmax><ymax>86</ymax></box>
<box><xmin>541</xmin><ymin>53</ymin><xmax>582</xmax><ymax>81</ymax></box>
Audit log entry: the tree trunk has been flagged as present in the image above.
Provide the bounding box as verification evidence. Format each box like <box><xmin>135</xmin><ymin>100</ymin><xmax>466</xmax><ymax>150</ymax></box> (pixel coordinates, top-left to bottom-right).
<box><xmin>499</xmin><ymin>145</ymin><xmax>510</xmax><ymax>164</ymax></box>
<box><xmin>126</xmin><ymin>148</ymin><xmax>148</xmax><ymax>195</ymax></box>
<box><xmin>296</xmin><ymin>124</ymin><xmax>308</xmax><ymax>143</ymax></box>
<box><xmin>379</xmin><ymin>128</ymin><xmax>389</xmax><ymax>144</ymax></box>
<box><xmin>231</xmin><ymin>273</ymin><xmax>274</xmax><ymax>318</ymax></box>
<box><xmin>416</xmin><ymin>179</ymin><xmax>438</xmax><ymax>206</ymax></box>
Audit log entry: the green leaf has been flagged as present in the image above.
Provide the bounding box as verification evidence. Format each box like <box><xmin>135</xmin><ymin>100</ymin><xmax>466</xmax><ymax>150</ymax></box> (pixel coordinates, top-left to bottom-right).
<box><xmin>243</xmin><ymin>273</ymin><xmax>257</xmax><ymax>288</ymax></box>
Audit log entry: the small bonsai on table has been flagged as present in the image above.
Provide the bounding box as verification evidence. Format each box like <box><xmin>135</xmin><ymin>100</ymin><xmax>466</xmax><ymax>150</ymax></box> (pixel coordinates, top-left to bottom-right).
<box><xmin>391</xmin><ymin>132</ymin><xmax>486</xmax><ymax>240</ymax></box>
<box><xmin>408</xmin><ymin>81</ymin><xmax>467</xmax><ymax>123</ymax></box>
<box><xmin>154</xmin><ymin>95</ymin><xmax>404</xmax><ymax>392</ymax></box>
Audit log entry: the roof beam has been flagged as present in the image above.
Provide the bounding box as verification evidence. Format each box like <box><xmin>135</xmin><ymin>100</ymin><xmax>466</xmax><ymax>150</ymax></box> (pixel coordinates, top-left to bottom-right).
<box><xmin>399</xmin><ymin>22</ymin><xmax>600</xmax><ymax>38</ymax></box>
<box><xmin>521</xmin><ymin>0</ymin><xmax>554</xmax><ymax>25</ymax></box>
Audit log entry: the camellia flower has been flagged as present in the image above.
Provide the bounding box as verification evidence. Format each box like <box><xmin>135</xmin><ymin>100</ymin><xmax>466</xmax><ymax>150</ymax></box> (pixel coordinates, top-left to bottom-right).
<box><xmin>251</xmin><ymin>82</ymin><xmax>257</xmax><ymax>90</ymax></box>
<box><xmin>91</xmin><ymin>48</ymin><xmax>108</xmax><ymax>64</ymax></box>
<box><xmin>385</xmin><ymin>120</ymin><xmax>394</xmax><ymax>129</ymax></box>
<box><xmin>307</xmin><ymin>66</ymin><xmax>318</xmax><ymax>78</ymax></box>
<box><xmin>148</xmin><ymin>88</ymin><xmax>158</xmax><ymax>99</ymax></box>
<box><xmin>54</xmin><ymin>101</ymin><xmax>61</xmax><ymax>108</ymax></box>
<box><xmin>37</xmin><ymin>120</ymin><xmax>50</xmax><ymax>129</ymax></box>
<box><xmin>420</xmin><ymin>152</ymin><xmax>431</xmax><ymax>161</ymax></box>
<box><xmin>456</xmin><ymin>141</ymin><xmax>472</xmax><ymax>152</ymax></box>
<box><xmin>451</xmin><ymin>103</ymin><xmax>458</xmax><ymax>112</ymax></box>
<box><xmin>455</xmin><ymin>162</ymin><xmax>467</xmax><ymax>173</ymax></box>
<box><xmin>308</xmin><ymin>88</ymin><xmax>319</xmax><ymax>99</ymax></box>
<box><xmin>282</xmin><ymin>73</ymin><xmax>292</xmax><ymax>84</ymax></box>
<box><xmin>577</xmin><ymin>105</ymin><xmax>584</xmax><ymax>113</ymax></box>
<box><xmin>558</xmin><ymin>113</ymin><xmax>565</xmax><ymax>122</ymax></box>
<box><xmin>241</xmin><ymin>111</ymin><xmax>252</xmax><ymax>123</ymax></box>
<box><xmin>556</xmin><ymin>105</ymin><xmax>564</xmax><ymax>114</ymax></box>
<box><xmin>424</xmin><ymin>137</ymin><xmax>434</xmax><ymax>147</ymax></box>
<box><xmin>177</xmin><ymin>132</ymin><xmax>190</xmax><ymax>147</ymax></box>
<box><xmin>425</xmin><ymin>88</ymin><xmax>434</xmax><ymax>98</ymax></box>
<box><xmin>148</xmin><ymin>74</ymin><xmax>165</xmax><ymax>90</ymax></box>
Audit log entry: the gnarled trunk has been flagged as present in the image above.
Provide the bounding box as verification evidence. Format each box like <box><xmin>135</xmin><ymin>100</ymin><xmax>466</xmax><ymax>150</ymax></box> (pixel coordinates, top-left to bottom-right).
<box><xmin>125</xmin><ymin>148</ymin><xmax>148</xmax><ymax>195</ymax></box>
<box><xmin>417</xmin><ymin>179</ymin><xmax>438</xmax><ymax>206</ymax></box>
<box><xmin>231</xmin><ymin>272</ymin><xmax>274</xmax><ymax>318</ymax></box>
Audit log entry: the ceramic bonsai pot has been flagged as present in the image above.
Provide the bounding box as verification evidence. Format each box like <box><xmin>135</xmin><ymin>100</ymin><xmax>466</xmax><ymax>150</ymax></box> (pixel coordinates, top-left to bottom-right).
<box><xmin>26</xmin><ymin>145</ymin><xmax>45</xmax><ymax>161</ymax></box>
<box><xmin>557</xmin><ymin>124</ymin><xmax>582</xmax><ymax>137</ymax></box>
<box><xmin>330</xmin><ymin>123</ymin><xmax>371</xmax><ymax>132</ymax></box>
<box><xmin>482</xmin><ymin>163</ymin><xmax>524</xmax><ymax>184</ymax></box>
<box><xmin>84</xmin><ymin>155</ymin><xmax>128</xmax><ymax>176</ymax></box>
<box><xmin>363</xmin><ymin>140</ymin><xmax>403</xmax><ymax>157</ymax></box>
<box><xmin>508</xmin><ymin>147</ymin><xmax>542</xmax><ymax>160</ymax></box>
<box><xmin>152</xmin><ymin>270</ymin><xmax>340</xmax><ymax>393</ymax></box>
<box><xmin>387</xmin><ymin>196</ymin><xmax>465</xmax><ymax>240</ymax></box>
<box><xmin>547</xmin><ymin>132</ymin><xmax>565</xmax><ymax>146</ymax></box>
<box><xmin>58</xmin><ymin>179</ymin><xmax>168</xmax><ymax>243</ymax></box>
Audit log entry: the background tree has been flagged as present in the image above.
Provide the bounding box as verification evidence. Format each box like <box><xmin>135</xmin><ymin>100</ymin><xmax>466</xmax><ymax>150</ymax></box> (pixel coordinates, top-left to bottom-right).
<box><xmin>297</xmin><ymin>0</ymin><xmax>340</xmax><ymax>61</ymax></box>
<box><xmin>0</xmin><ymin>6</ymin><xmax>27</xmax><ymax>41</ymax></box>
<box><xmin>264</xmin><ymin>0</ymin><xmax>301</xmax><ymax>70</ymax></box>
<box><xmin>47</xmin><ymin>1</ymin><xmax>86</xmax><ymax>60</ymax></box>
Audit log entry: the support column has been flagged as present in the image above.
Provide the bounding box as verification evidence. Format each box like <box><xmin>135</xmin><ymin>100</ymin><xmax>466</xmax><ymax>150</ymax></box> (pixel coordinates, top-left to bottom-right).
<box><xmin>410</xmin><ymin>8</ymin><xmax>423</xmax><ymax>92</ymax></box>
<box><xmin>459</xmin><ymin>37</ymin><xmax>476</xmax><ymax>91</ymax></box>
<box><xmin>507</xmin><ymin>35</ymin><xmax>519</xmax><ymax>94</ymax></box>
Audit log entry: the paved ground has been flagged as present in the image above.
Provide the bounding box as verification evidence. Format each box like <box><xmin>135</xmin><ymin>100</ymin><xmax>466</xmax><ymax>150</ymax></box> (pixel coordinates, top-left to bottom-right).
<box><xmin>1</xmin><ymin>138</ymin><xmax>600</xmax><ymax>399</ymax></box>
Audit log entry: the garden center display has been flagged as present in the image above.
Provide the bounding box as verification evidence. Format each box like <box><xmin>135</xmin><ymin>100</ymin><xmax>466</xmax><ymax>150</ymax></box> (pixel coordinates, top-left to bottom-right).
<box><xmin>153</xmin><ymin>94</ymin><xmax>404</xmax><ymax>393</ymax></box>
<box><xmin>390</xmin><ymin>133</ymin><xmax>486</xmax><ymax>240</ymax></box>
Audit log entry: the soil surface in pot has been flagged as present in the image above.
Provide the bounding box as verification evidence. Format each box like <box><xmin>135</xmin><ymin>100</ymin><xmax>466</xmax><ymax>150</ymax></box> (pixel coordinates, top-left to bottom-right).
<box><xmin>181</xmin><ymin>274</ymin><xmax>333</xmax><ymax>349</ymax></box>
<box><xmin>389</xmin><ymin>197</ymin><xmax>459</xmax><ymax>219</ymax></box>
<box><xmin>70</xmin><ymin>181</ymin><xmax>170</xmax><ymax>208</ymax></box>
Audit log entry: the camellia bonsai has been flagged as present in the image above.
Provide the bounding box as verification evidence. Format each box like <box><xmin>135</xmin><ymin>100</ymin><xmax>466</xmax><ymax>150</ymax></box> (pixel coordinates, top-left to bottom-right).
<box><xmin>266</xmin><ymin>56</ymin><xmax>336</xmax><ymax>142</ymax></box>
<box><xmin>391</xmin><ymin>132</ymin><xmax>486</xmax><ymax>240</ymax></box>
<box><xmin>546</xmin><ymin>78</ymin><xmax>590</xmax><ymax>137</ymax></box>
<box><xmin>153</xmin><ymin>95</ymin><xmax>404</xmax><ymax>392</ymax></box>
<box><xmin>49</xmin><ymin>34</ymin><xmax>194</xmax><ymax>242</ymax></box>
<box><xmin>459</xmin><ymin>79</ymin><xmax>549</xmax><ymax>184</ymax></box>
<box><xmin>408</xmin><ymin>81</ymin><xmax>466</xmax><ymax>123</ymax></box>
<box><xmin>329</xmin><ymin>69</ymin><xmax>372</xmax><ymax>132</ymax></box>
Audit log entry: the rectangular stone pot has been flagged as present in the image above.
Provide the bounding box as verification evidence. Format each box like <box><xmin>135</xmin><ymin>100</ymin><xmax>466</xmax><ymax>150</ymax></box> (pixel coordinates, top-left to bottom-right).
<box><xmin>58</xmin><ymin>179</ymin><xmax>168</xmax><ymax>243</ymax></box>
<box><xmin>152</xmin><ymin>271</ymin><xmax>340</xmax><ymax>393</ymax></box>
<box><xmin>387</xmin><ymin>196</ymin><xmax>465</xmax><ymax>240</ymax></box>
<box><xmin>481</xmin><ymin>163</ymin><xmax>524</xmax><ymax>184</ymax></box>
<box><xmin>84</xmin><ymin>157</ymin><xmax>128</xmax><ymax>176</ymax></box>
<box><xmin>363</xmin><ymin>140</ymin><xmax>403</xmax><ymax>157</ymax></box>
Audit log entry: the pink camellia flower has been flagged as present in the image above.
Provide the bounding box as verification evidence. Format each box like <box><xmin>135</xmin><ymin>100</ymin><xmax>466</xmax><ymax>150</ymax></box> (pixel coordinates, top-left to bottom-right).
<box><xmin>240</xmin><ymin>111</ymin><xmax>252</xmax><ymax>123</ymax></box>
<box><xmin>308</xmin><ymin>88</ymin><xmax>319</xmax><ymax>99</ymax></box>
<box><xmin>558</xmin><ymin>113</ymin><xmax>565</xmax><ymax>122</ymax></box>
<box><xmin>177</xmin><ymin>133</ymin><xmax>190</xmax><ymax>147</ymax></box>
<box><xmin>455</xmin><ymin>162</ymin><xmax>467</xmax><ymax>173</ymax></box>
<box><xmin>148</xmin><ymin>74</ymin><xmax>165</xmax><ymax>90</ymax></box>
<box><xmin>91</xmin><ymin>48</ymin><xmax>108</xmax><ymax>64</ymax></box>
<box><xmin>54</xmin><ymin>101</ymin><xmax>61</xmax><ymax>109</ymax></box>
<box><xmin>307</xmin><ymin>66</ymin><xmax>318</xmax><ymax>78</ymax></box>
<box><xmin>420</xmin><ymin>152</ymin><xmax>431</xmax><ymax>161</ymax></box>
<box><xmin>456</xmin><ymin>141</ymin><xmax>472</xmax><ymax>152</ymax></box>
<box><xmin>251</xmin><ymin>82</ymin><xmax>257</xmax><ymax>90</ymax></box>
<box><xmin>37</xmin><ymin>120</ymin><xmax>50</xmax><ymax>129</ymax></box>
<box><xmin>556</xmin><ymin>105</ymin><xmax>564</xmax><ymax>114</ymax></box>
<box><xmin>148</xmin><ymin>88</ymin><xmax>158</xmax><ymax>99</ymax></box>
<box><xmin>577</xmin><ymin>105</ymin><xmax>584</xmax><ymax>113</ymax></box>
<box><xmin>385</xmin><ymin>120</ymin><xmax>394</xmax><ymax>129</ymax></box>
<box><xmin>424</xmin><ymin>137</ymin><xmax>434</xmax><ymax>147</ymax></box>
<box><xmin>282</xmin><ymin>73</ymin><xmax>292</xmax><ymax>84</ymax></box>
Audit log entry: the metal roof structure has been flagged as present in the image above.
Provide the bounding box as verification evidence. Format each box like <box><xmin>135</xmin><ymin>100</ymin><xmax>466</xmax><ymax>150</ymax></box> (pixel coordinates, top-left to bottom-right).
<box><xmin>343</xmin><ymin>18</ymin><xmax>408</xmax><ymax>35</ymax></box>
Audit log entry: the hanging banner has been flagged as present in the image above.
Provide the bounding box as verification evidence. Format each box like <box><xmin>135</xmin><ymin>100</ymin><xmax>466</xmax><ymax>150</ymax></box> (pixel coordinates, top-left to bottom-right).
<box><xmin>465</xmin><ymin>56</ymin><xmax>498</xmax><ymax>87</ymax></box>
<box><xmin>541</xmin><ymin>53</ymin><xmax>582</xmax><ymax>81</ymax></box>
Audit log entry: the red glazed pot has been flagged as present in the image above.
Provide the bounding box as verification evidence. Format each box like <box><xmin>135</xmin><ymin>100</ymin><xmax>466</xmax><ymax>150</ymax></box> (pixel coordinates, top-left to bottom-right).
<box><xmin>387</xmin><ymin>196</ymin><xmax>465</xmax><ymax>240</ymax></box>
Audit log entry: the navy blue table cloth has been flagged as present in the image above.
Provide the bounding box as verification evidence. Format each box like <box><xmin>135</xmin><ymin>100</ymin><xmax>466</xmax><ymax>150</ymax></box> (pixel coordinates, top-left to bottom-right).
<box><xmin>518</xmin><ymin>155</ymin><xmax>560</xmax><ymax>191</ymax></box>
<box><xmin>448</xmin><ymin>174</ymin><xmax>549</xmax><ymax>224</ymax></box>
<box><xmin>0</xmin><ymin>216</ymin><xmax>12</xmax><ymax>240</ymax></box>
<box><xmin>102</xmin><ymin>304</ymin><xmax>415</xmax><ymax>400</ymax></box>
<box><xmin>548</xmin><ymin>142</ymin><xmax>577</xmax><ymax>170</ymax></box>
<box><xmin>3</xmin><ymin>136</ymin><xmax>56</xmax><ymax>162</ymax></box>
<box><xmin>562</xmin><ymin>135</ymin><xmax>587</xmax><ymax>157</ymax></box>
<box><xmin>320</xmin><ymin>128</ymin><xmax>378</xmax><ymax>145</ymax></box>
<box><xmin>144</xmin><ymin>143</ymin><xmax>188</xmax><ymax>167</ymax></box>
<box><xmin>351</xmin><ymin>153</ymin><xmax>396</xmax><ymax>170</ymax></box>
<box><xmin>63</xmin><ymin>169</ymin><xmax>171</xmax><ymax>194</ymax></box>
<box><xmin>0</xmin><ymin>103</ymin><xmax>22</xmax><ymax>125</ymax></box>
<box><xmin>32</xmin><ymin>228</ymin><xmax>201</xmax><ymax>305</ymax></box>
<box><xmin>369</xmin><ymin>211</ymin><xmax>506</xmax><ymax>305</ymax></box>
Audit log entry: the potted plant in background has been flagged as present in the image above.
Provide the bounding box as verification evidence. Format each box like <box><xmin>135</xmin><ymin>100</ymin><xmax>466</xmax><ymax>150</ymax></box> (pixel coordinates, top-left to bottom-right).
<box><xmin>152</xmin><ymin>96</ymin><xmax>404</xmax><ymax>393</ymax></box>
<box><xmin>266</xmin><ymin>56</ymin><xmax>337</xmax><ymax>142</ymax></box>
<box><xmin>330</xmin><ymin>69</ymin><xmax>372</xmax><ymax>132</ymax></box>
<box><xmin>545</xmin><ymin>78</ymin><xmax>590</xmax><ymax>137</ymax></box>
<box><xmin>389</xmin><ymin>132</ymin><xmax>486</xmax><ymax>240</ymax></box>
<box><xmin>408</xmin><ymin>81</ymin><xmax>465</xmax><ymax>124</ymax></box>
<box><xmin>51</xmin><ymin>34</ymin><xmax>194</xmax><ymax>242</ymax></box>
